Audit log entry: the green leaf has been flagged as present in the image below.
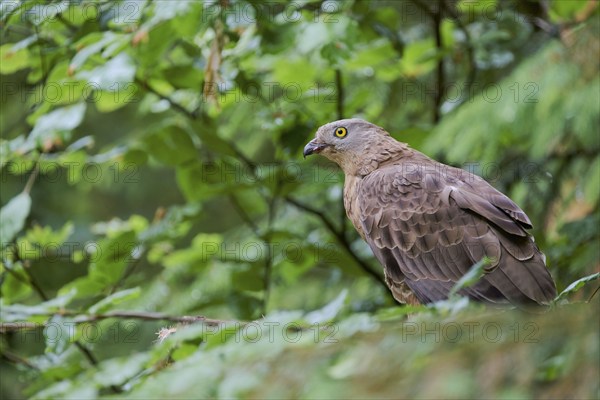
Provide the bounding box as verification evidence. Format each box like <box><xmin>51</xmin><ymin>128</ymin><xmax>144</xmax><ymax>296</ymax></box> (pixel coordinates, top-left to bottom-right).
<box><xmin>45</xmin><ymin>315</ymin><xmax>77</xmax><ymax>355</ymax></box>
<box><xmin>376</xmin><ymin>305</ymin><xmax>429</xmax><ymax>321</ymax></box>
<box><xmin>1</xmin><ymin>262</ymin><xmax>33</xmax><ymax>303</ymax></box>
<box><xmin>92</xmin><ymin>353</ymin><xmax>151</xmax><ymax>387</ymax></box>
<box><xmin>304</xmin><ymin>289</ymin><xmax>348</xmax><ymax>324</ymax></box>
<box><xmin>449</xmin><ymin>258</ymin><xmax>490</xmax><ymax>297</ymax></box>
<box><xmin>57</xmin><ymin>275</ymin><xmax>106</xmax><ymax>300</ymax></box>
<box><xmin>441</xmin><ymin>19</ymin><xmax>456</xmax><ymax>48</ymax></box>
<box><xmin>70</xmin><ymin>31</ymin><xmax>123</xmax><ymax>71</ymax></box>
<box><xmin>0</xmin><ymin>192</ymin><xmax>32</xmax><ymax>245</ymax></box>
<box><xmin>24</xmin><ymin>222</ymin><xmax>74</xmax><ymax>247</ymax></box>
<box><xmin>457</xmin><ymin>0</ymin><xmax>497</xmax><ymax>16</ymax></box>
<box><xmin>25</xmin><ymin>103</ymin><xmax>87</xmax><ymax>152</ymax></box>
<box><xmin>144</xmin><ymin>125</ymin><xmax>197</xmax><ymax>166</ymax></box>
<box><xmin>40</xmin><ymin>61</ymin><xmax>86</xmax><ymax>106</ymax></box>
<box><xmin>536</xmin><ymin>355</ymin><xmax>568</xmax><ymax>382</ymax></box>
<box><xmin>0</xmin><ymin>43</ymin><xmax>30</xmax><ymax>74</ymax></box>
<box><xmin>58</xmin><ymin>231</ymin><xmax>137</xmax><ymax>299</ymax></box>
<box><xmin>231</xmin><ymin>263</ymin><xmax>265</xmax><ymax>292</ymax></box>
<box><xmin>175</xmin><ymin>160</ymin><xmax>255</xmax><ymax>202</ymax></box>
<box><xmin>228</xmin><ymin>292</ymin><xmax>263</xmax><ymax>320</ymax></box>
<box><xmin>57</xmin><ymin>150</ymin><xmax>87</xmax><ymax>185</ymax></box>
<box><xmin>549</xmin><ymin>1</ymin><xmax>591</xmax><ymax>22</ymax></box>
<box><xmin>1</xmin><ymin>290</ymin><xmax>77</xmax><ymax>322</ymax></box>
<box><xmin>401</xmin><ymin>38</ymin><xmax>437</xmax><ymax>77</ymax></box>
<box><xmin>77</xmin><ymin>53</ymin><xmax>136</xmax><ymax>90</ymax></box>
<box><xmin>143</xmin><ymin>0</ymin><xmax>198</xmax><ymax>30</ymax></box>
<box><xmin>162</xmin><ymin>233</ymin><xmax>222</xmax><ymax>269</ymax></box>
<box><xmin>30</xmin><ymin>381</ymin><xmax>97</xmax><ymax>400</ymax></box>
<box><xmin>583</xmin><ymin>156</ymin><xmax>600</xmax><ymax>206</ymax></box>
<box><xmin>191</xmin><ymin>121</ymin><xmax>239</xmax><ymax>157</ymax></box>
<box><xmin>171</xmin><ymin>343</ymin><xmax>199</xmax><ymax>361</ymax></box>
<box><xmin>88</xmin><ymin>287</ymin><xmax>141</xmax><ymax>314</ymax></box>
<box><xmin>555</xmin><ymin>273</ymin><xmax>600</xmax><ymax>303</ymax></box>
<box><xmin>163</xmin><ymin>65</ymin><xmax>204</xmax><ymax>90</ymax></box>
<box><xmin>139</xmin><ymin>202</ymin><xmax>201</xmax><ymax>242</ymax></box>
<box><xmin>26</xmin><ymin>1</ymin><xmax>69</xmax><ymax>25</ymax></box>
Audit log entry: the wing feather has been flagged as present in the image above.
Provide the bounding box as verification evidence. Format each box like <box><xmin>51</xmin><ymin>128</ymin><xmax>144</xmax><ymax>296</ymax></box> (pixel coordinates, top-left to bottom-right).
<box><xmin>356</xmin><ymin>161</ymin><xmax>556</xmax><ymax>306</ymax></box>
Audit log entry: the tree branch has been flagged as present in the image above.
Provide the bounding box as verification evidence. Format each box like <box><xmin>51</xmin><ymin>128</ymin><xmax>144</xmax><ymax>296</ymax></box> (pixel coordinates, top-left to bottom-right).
<box><xmin>56</xmin><ymin>13</ymin><xmax>78</xmax><ymax>33</ymax></box>
<box><xmin>0</xmin><ymin>311</ymin><xmax>245</xmax><ymax>333</ymax></box>
<box><xmin>285</xmin><ymin>196</ymin><xmax>391</xmax><ymax>292</ymax></box>
<box><xmin>334</xmin><ymin>69</ymin><xmax>348</xmax><ymax>241</ymax></box>
<box><xmin>109</xmin><ymin>253</ymin><xmax>143</xmax><ymax>295</ymax></box>
<box><xmin>1</xmin><ymin>349</ymin><xmax>40</xmax><ymax>371</ymax></box>
<box><xmin>228</xmin><ymin>194</ymin><xmax>261</xmax><ymax>237</ymax></box>
<box><xmin>432</xmin><ymin>5</ymin><xmax>444</xmax><ymax>123</ymax></box>
<box><xmin>441</xmin><ymin>0</ymin><xmax>477</xmax><ymax>104</ymax></box>
<box><xmin>11</xmin><ymin>247</ymin><xmax>102</xmax><ymax>369</ymax></box>
<box><xmin>135</xmin><ymin>78</ymin><xmax>199</xmax><ymax>119</ymax></box>
<box><xmin>410</xmin><ymin>0</ymin><xmax>445</xmax><ymax>123</ymax></box>
<box><xmin>410</xmin><ymin>0</ymin><xmax>435</xmax><ymax>18</ymax></box>
<box><xmin>3</xmin><ymin>262</ymin><xmax>43</xmax><ymax>298</ymax></box>
<box><xmin>228</xmin><ymin>188</ymin><xmax>278</xmax><ymax>315</ymax></box>
<box><xmin>262</xmin><ymin>187</ymin><xmax>279</xmax><ymax>314</ymax></box>
<box><xmin>334</xmin><ymin>68</ymin><xmax>344</xmax><ymax>120</ymax></box>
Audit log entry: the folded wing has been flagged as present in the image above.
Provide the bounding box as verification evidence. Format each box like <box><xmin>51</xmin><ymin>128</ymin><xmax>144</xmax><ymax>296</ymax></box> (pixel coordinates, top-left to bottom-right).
<box><xmin>358</xmin><ymin>160</ymin><xmax>556</xmax><ymax>306</ymax></box>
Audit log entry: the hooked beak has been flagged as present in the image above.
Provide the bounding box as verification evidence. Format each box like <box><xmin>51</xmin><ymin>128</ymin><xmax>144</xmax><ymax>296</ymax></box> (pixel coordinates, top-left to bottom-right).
<box><xmin>303</xmin><ymin>139</ymin><xmax>329</xmax><ymax>158</ymax></box>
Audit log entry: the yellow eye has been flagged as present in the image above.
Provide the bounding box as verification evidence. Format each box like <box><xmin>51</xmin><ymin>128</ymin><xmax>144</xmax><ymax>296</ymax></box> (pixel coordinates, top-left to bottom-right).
<box><xmin>334</xmin><ymin>127</ymin><xmax>347</xmax><ymax>138</ymax></box>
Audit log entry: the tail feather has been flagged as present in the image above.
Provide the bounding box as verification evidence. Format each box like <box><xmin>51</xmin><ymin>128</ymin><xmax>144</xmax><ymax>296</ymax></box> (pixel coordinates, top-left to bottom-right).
<box><xmin>485</xmin><ymin>252</ymin><xmax>556</xmax><ymax>305</ymax></box>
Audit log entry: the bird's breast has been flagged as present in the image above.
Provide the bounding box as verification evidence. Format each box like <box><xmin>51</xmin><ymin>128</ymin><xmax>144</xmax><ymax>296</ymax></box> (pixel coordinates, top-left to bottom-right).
<box><xmin>343</xmin><ymin>174</ymin><xmax>366</xmax><ymax>239</ymax></box>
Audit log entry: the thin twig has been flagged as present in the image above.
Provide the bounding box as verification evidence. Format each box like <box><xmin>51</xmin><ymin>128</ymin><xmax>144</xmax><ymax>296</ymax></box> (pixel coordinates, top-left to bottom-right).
<box><xmin>12</xmin><ymin>239</ymin><xmax>103</xmax><ymax>369</ymax></box>
<box><xmin>432</xmin><ymin>5</ymin><xmax>444</xmax><ymax>123</ymax></box>
<box><xmin>74</xmin><ymin>342</ymin><xmax>100</xmax><ymax>366</ymax></box>
<box><xmin>334</xmin><ymin>69</ymin><xmax>344</xmax><ymax>120</ymax></box>
<box><xmin>229</xmin><ymin>188</ymin><xmax>278</xmax><ymax>314</ymax></box>
<box><xmin>20</xmin><ymin>263</ymin><xmax>49</xmax><ymax>302</ymax></box>
<box><xmin>0</xmin><ymin>311</ymin><xmax>244</xmax><ymax>332</ymax></box>
<box><xmin>533</xmin><ymin>0</ymin><xmax>560</xmax><ymax>37</ymax></box>
<box><xmin>109</xmin><ymin>253</ymin><xmax>143</xmax><ymax>295</ymax></box>
<box><xmin>2</xmin><ymin>263</ymin><xmax>33</xmax><ymax>289</ymax></box>
<box><xmin>285</xmin><ymin>196</ymin><xmax>389</xmax><ymax>291</ymax></box>
<box><xmin>410</xmin><ymin>0</ymin><xmax>444</xmax><ymax>123</ymax></box>
<box><xmin>23</xmin><ymin>162</ymin><xmax>40</xmax><ymax>195</ymax></box>
<box><xmin>56</xmin><ymin>13</ymin><xmax>78</xmax><ymax>33</ymax></box>
<box><xmin>334</xmin><ymin>68</ymin><xmax>347</xmax><ymax>241</ymax></box>
<box><xmin>74</xmin><ymin>311</ymin><xmax>239</xmax><ymax>325</ymax></box>
<box><xmin>229</xmin><ymin>146</ymin><xmax>256</xmax><ymax>175</ymax></box>
<box><xmin>135</xmin><ymin>78</ymin><xmax>199</xmax><ymax>119</ymax></box>
<box><xmin>228</xmin><ymin>194</ymin><xmax>261</xmax><ymax>237</ymax></box>
<box><xmin>441</xmin><ymin>0</ymin><xmax>477</xmax><ymax>104</ymax></box>
<box><xmin>34</xmin><ymin>25</ymin><xmax>47</xmax><ymax>78</ymax></box>
<box><xmin>1</xmin><ymin>350</ymin><xmax>40</xmax><ymax>371</ymax></box>
<box><xmin>262</xmin><ymin>186</ymin><xmax>280</xmax><ymax>314</ymax></box>
<box><xmin>410</xmin><ymin>0</ymin><xmax>434</xmax><ymax>18</ymax></box>
<box><xmin>587</xmin><ymin>285</ymin><xmax>600</xmax><ymax>303</ymax></box>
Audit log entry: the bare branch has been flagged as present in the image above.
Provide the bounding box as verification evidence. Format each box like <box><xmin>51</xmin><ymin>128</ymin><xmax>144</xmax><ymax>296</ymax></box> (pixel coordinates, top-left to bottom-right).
<box><xmin>1</xmin><ymin>349</ymin><xmax>40</xmax><ymax>371</ymax></box>
<box><xmin>334</xmin><ymin>68</ymin><xmax>344</xmax><ymax>120</ymax></box>
<box><xmin>285</xmin><ymin>196</ymin><xmax>391</xmax><ymax>293</ymax></box>
<box><xmin>135</xmin><ymin>78</ymin><xmax>199</xmax><ymax>119</ymax></box>
<box><xmin>0</xmin><ymin>311</ymin><xmax>245</xmax><ymax>333</ymax></box>
<box><xmin>440</xmin><ymin>0</ymin><xmax>477</xmax><ymax>104</ymax></box>
<box><xmin>7</xmin><ymin>254</ymin><xmax>102</xmax><ymax>368</ymax></box>
<box><xmin>228</xmin><ymin>194</ymin><xmax>262</xmax><ymax>237</ymax></box>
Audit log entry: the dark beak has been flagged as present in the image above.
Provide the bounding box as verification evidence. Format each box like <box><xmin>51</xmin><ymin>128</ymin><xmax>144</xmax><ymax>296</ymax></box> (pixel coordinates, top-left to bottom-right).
<box><xmin>303</xmin><ymin>139</ymin><xmax>328</xmax><ymax>158</ymax></box>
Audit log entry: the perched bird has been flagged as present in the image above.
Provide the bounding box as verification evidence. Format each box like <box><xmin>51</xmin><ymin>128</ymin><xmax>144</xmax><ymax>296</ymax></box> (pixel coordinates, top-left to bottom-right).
<box><xmin>303</xmin><ymin>119</ymin><xmax>557</xmax><ymax>306</ymax></box>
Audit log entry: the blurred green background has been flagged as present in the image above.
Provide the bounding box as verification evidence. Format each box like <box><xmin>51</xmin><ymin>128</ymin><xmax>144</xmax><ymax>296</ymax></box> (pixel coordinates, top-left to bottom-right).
<box><xmin>1</xmin><ymin>1</ymin><xmax>598</xmax><ymax>399</ymax></box>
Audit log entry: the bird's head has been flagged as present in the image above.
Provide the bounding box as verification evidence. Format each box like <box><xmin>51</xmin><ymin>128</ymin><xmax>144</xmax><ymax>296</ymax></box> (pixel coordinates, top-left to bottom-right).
<box><xmin>303</xmin><ymin>118</ymin><xmax>403</xmax><ymax>176</ymax></box>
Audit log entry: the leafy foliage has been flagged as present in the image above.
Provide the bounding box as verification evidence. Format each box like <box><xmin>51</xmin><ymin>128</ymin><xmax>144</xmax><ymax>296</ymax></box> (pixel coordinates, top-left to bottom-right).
<box><xmin>1</xmin><ymin>1</ymin><xmax>598</xmax><ymax>399</ymax></box>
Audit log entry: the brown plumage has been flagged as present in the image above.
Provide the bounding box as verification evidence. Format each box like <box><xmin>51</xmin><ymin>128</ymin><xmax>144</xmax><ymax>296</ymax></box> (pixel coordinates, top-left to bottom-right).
<box><xmin>304</xmin><ymin>119</ymin><xmax>557</xmax><ymax>306</ymax></box>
